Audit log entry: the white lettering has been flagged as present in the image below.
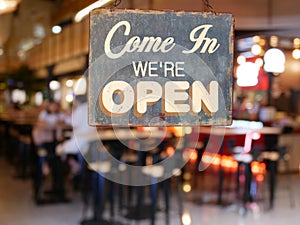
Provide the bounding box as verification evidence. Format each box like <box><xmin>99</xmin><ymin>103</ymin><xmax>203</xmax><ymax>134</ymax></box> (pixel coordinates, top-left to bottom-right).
<box><xmin>164</xmin><ymin>62</ymin><xmax>175</xmax><ymax>77</ymax></box>
<box><xmin>191</xmin><ymin>81</ymin><xmax>219</xmax><ymax>113</ymax></box>
<box><xmin>101</xmin><ymin>81</ymin><xmax>134</xmax><ymax>114</ymax></box>
<box><xmin>148</xmin><ymin>61</ymin><xmax>158</xmax><ymax>77</ymax></box>
<box><xmin>136</xmin><ymin>81</ymin><xmax>162</xmax><ymax>114</ymax></box>
<box><xmin>164</xmin><ymin>81</ymin><xmax>190</xmax><ymax>113</ymax></box>
<box><xmin>105</xmin><ymin>21</ymin><xmax>175</xmax><ymax>59</ymax></box>
<box><xmin>132</xmin><ymin>61</ymin><xmax>148</xmax><ymax>77</ymax></box>
<box><xmin>99</xmin><ymin>81</ymin><xmax>219</xmax><ymax>115</ymax></box>
<box><xmin>183</xmin><ymin>24</ymin><xmax>220</xmax><ymax>54</ymax></box>
<box><xmin>104</xmin><ymin>21</ymin><xmax>131</xmax><ymax>59</ymax></box>
<box><xmin>175</xmin><ymin>62</ymin><xmax>185</xmax><ymax>77</ymax></box>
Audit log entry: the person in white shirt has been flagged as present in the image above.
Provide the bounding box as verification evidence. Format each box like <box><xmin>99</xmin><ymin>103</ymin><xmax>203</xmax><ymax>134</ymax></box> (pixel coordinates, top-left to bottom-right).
<box><xmin>55</xmin><ymin>95</ymin><xmax>98</xmax><ymax>192</ymax></box>
<box><xmin>56</xmin><ymin>95</ymin><xmax>97</xmax><ymax>155</ymax></box>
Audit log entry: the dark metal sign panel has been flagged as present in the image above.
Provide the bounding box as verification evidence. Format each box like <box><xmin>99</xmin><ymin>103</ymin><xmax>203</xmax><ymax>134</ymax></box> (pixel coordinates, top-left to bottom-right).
<box><xmin>89</xmin><ymin>9</ymin><xmax>234</xmax><ymax>126</ymax></box>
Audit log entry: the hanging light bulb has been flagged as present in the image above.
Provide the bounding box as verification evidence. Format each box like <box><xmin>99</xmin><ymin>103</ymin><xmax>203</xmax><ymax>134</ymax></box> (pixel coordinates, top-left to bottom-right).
<box><xmin>255</xmin><ymin>58</ymin><xmax>264</xmax><ymax>68</ymax></box>
<box><xmin>263</xmin><ymin>48</ymin><xmax>286</xmax><ymax>73</ymax></box>
<box><xmin>292</xmin><ymin>49</ymin><xmax>300</xmax><ymax>60</ymax></box>
<box><xmin>253</xmin><ymin>36</ymin><xmax>260</xmax><ymax>43</ymax></box>
<box><xmin>293</xmin><ymin>38</ymin><xmax>300</xmax><ymax>48</ymax></box>
<box><xmin>237</xmin><ymin>55</ymin><xmax>246</xmax><ymax>65</ymax></box>
<box><xmin>236</xmin><ymin>62</ymin><xmax>259</xmax><ymax>87</ymax></box>
<box><xmin>251</xmin><ymin>44</ymin><xmax>262</xmax><ymax>55</ymax></box>
<box><xmin>49</xmin><ymin>80</ymin><xmax>61</xmax><ymax>91</ymax></box>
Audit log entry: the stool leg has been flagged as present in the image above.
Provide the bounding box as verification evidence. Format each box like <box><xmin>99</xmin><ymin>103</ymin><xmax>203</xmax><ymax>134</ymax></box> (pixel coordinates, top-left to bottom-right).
<box><xmin>163</xmin><ymin>179</ymin><xmax>171</xmax><ymax>225</ymax></box>
<box><xmin>268</xmin><ymin>160</ymin><xmax>277</xmax><ymax>209</ymax></box>
<box><xmin>236</xmin><ymin>162</ymin><xmax>241</xmax><ymax>199</ymax></box>
<box><xmin>176</xmin><ymin>176</ymin><xmax>183</xmax><ymax>225</ymax></box>
<box><xmin>108</xmin><ymin>181</ymin><xmax>115</xmax><ymax>220</ymax></box>
<box><xmin>19</xmin><ymin>140</ymin><xmax>26</xmax><ymax>178</ymax></box>
<box><xmin>243</xmin><ymin>163</ymin><xmax>253</xmax><ymax>205</ymax></box>
<box><xmin>135</xmin><ymin>186</ymin><xmax>144</xmax><ymax>221</ymax></box>
<box><xmin>150</xmin><ymin>178</ymin><xmax>158</xmax><ymax>225</ymax></box>
<box><xmin>93</xmin><ymin>172</ymin><xmax>105</xmax><ymax>221</ymax></box>
<box><xmin>35</xmin><ymin>156</ymin><xmax>45</xmax><ymax>202</ymax></box>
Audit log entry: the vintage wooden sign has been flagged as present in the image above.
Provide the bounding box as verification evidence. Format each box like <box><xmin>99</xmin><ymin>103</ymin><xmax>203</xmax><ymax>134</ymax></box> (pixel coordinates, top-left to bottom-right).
<box><xmin>89</xmin><ymin>9</ymin><xmax>234</xmax><ymax>126</ymax></box>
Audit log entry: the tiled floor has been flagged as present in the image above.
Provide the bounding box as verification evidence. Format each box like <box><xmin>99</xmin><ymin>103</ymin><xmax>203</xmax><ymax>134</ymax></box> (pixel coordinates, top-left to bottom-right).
<box><xmin>0</xmin><ymin>157</ymin><xmax>299</xmax><ymax>225</ymax></box>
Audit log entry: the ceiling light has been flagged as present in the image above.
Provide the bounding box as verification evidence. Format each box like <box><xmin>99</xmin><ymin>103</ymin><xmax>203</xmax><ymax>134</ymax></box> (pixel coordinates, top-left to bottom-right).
<box><xmin>49</xmin><ymin>80</ymin><xmax>61</xmax><ymax>91</ymax></box>
<box><xmin>237</xmin><ymin>55</ymin><xmax>246</xmax><ymax>65</ymax></box>
<box><xmin>65</xmin><ymin>94</ymin><xmax>74</xmax><ymax>103</ymax></box>
<box><xmin>52</xmin><ymin>25</ymin><xmax>62</xmax><ymax>34</ymax></box>
<box><xmin>66</xmin><ymin>79</ymin><xmax>74</xmax><ymax>87</ymax></box>
<box><xmin>293</xmin><ymin>38</ymin><xmax>300</xmax><ymax>48</ymax></box>
<box><xmin>264</xmin><ymin>48</ymin><xmax>286</xmax><ymax>73</ymax></box>
<box><xmin>74</xmin><ymin>0</ymin><xmax>115</xmax><ymax>23</ymax></box>
<box><xmin>182</xmin><ymin>212</ymin><xmax>192</xmax><ymax>225</ymax></box>
<box><xmin>292</xmin><ymin>49</ymin><xmax>300</xmax><ymax>60</ymax></box>
<box><xmin>35</xmin><ymin>92</ymin><xmax>43</xmax><ymax>106</ymax></box>
<box><xmin>236</xmin><ymin>62</ymin><xmax>259</xmax><ymax>87</ymax></box>
<box><xmin>251</xmin><ymin>44</ymin><xmax>262</xmax><ymax>55</ymax></box>
<box><xmin>0</xmin><ymin>0</ymin><xmax>20</xmax><ymax>15</ymax></box>
<box><xmin>0</xmin><ymin>1</ymin><xmax>6</xmax><ymax>10</ymax></box>
<box><xmin>255</xmin><ymin>58</ymin><xmax>264</xmax><ymax>68</ymax></box>
<box><xmin>252</xmin><ymin>36</ymin><xmax>260</xmax><ymax>43</ymax></box>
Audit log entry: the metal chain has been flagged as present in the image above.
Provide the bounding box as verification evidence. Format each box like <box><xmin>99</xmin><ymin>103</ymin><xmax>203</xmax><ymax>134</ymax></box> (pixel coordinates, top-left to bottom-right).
<box><xmin>113</xmin><ymin>0</ymin><xmax>121</xmax><ymax>7</ymax></box>
<box><xmin>202</xmin><ymin>0</ymin><xmax>216</xmax><ymax>14</ymax></box>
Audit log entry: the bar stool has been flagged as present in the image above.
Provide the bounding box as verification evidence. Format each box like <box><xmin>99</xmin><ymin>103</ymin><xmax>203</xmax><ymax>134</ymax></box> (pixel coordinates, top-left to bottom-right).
<box><xmin>80</xmin><ymin>140</ymin><xmax>124</xmax><ymax>225</ymax></box>
<box><xmin>232</xmin><ymin>147</ymin><xmax>254</xmax><ymax>206</ymax></box>
<box><xmin>17</xmin><ymin>134</ymin><xmax>32</xmax><ymax>178</ymax></box>
<box><xmin>16</xmin><ymin>124</ymin><xmax>34</xmax><ymax>178</ymax></box>
<box><xmin>259</xmin><ymin>145</ymin><xmax>295</xmax><ymax>209</ymax></box>
<box><xmin>8</xmin><ymin>125</ymin><xmax>20</xmax><ymax>163</ymax></box>
<box><xmin>34</xmin><ymin>142</ymin><xmax>68</xmax><ymax>204</ymax></box>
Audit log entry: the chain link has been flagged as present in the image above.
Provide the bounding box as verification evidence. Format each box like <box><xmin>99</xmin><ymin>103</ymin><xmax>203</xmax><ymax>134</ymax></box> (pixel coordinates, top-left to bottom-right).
<box><xmin>202</xmin><ymin>0</ymin><xmax>216</xmax><ymax>14</ymax></box>
<box><xmin>113</xmin><ymin>0</ymin><xmax>121</xmax><ymax>7</ymax></box>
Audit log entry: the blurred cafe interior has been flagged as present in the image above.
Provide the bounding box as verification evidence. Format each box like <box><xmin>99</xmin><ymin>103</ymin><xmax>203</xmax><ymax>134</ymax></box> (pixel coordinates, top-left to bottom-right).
<box><xmin>0</xmin><ymin>0</ymin><xmax>300</xmax><ymax>225</ymax></box>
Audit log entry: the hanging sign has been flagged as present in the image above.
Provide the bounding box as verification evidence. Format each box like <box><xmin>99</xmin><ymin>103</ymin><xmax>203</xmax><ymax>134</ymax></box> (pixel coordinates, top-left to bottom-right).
<box><xmin>89</xmin><ymin>9</ymin><xmax>234</xmax><ymax>126</ymax></box>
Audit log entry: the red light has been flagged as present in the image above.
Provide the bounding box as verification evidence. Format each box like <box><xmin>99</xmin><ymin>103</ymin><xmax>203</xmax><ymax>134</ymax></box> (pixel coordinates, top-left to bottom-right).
<box><xmin>256</xmin><ymin>174</ymin><xmax>264</xmax><ymax>182</ymax></box>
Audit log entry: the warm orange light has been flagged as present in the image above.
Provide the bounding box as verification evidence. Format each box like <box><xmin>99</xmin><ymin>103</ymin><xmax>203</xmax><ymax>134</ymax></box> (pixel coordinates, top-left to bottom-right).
<box><xmin>221</xmin><ymin>156</ymin><xmax>233</xmax><ymax>169</ymax></box>
<box><xmin>137</xmin><ymin>126</ymin><xmax>144</xmax><ymax>131</ymax></box>
<box><xmin>166</xmin><ymin>146</ymin><xmax>175</xmax><ymax>157</ymax></box>
<box><xmin>256</xmin><ymin>174</ymin><xmax>264</xmax><ymax>182</ymax></box>
<box><xmin>231</xmin><ymin>160</ymin><xmax>239</xmax><ymax>172</ymax></box>
<box><xmin>260</xmin><ymin>162</ymin><xmax>266</xmax><ymax>173</ymax></box>
<box><xmin>183</xmin><ymin>183</ymin><xmax>192</xmax><ymax>193</ymax></box>
<box><xmin>202</xmin><ymin>152</ymin><xmax>213</xmax><ymax>164</ymax></box>
<box><xmin>183</xmin><ymin>149</ymin><xmax>198</xmax><ymax>163</ymax></box>
<box><xmin>189</xmin><ymin>149</ymin><xmax>198</xmax><ymax>163</ymax></box>
<box><xmin>251</xmin><ymin>161</ymin><xmax>266</xmax><ymax>175</ymax></box>
<box><xmin>0</xmin><ymin>0</ymin><xmax>20</xmax><ymax>15</ymax></box>
<box><xmin>212</xmin><ymin>154</ymin><xmax>221</xmax><ymax>166</ymax></box>
<box><xmin>251</xmin><ymin>161</ymin><xmax>260</xmax><ymax>174</ymax></box>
